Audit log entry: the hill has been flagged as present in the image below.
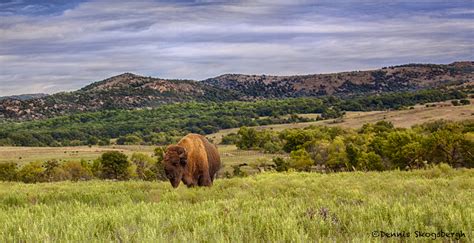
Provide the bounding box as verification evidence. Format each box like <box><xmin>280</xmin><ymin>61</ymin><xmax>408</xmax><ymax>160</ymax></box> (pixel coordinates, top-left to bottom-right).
<box><xmin>0</xmin><ymin>73</ymin><xmax>239</xmax><ymax>120</ymax></box>
<box><xmin>0</xmin><ymin>93</ymin><xmax>48</xmax><ymax>101</ymax></box>
<box><xmin>0</xmin><ymin>62</ymin><xmax>473</xmax><ymax>120</ymax></box>
<box><xmin>0</xmin><ymin>168</ymin><xmax>472</xmax><ymax>241</ymax></box>
<box><xmin>203</xmin><ymin>61</ymin><xmax>474</xmax><ymax>98</ymax></box>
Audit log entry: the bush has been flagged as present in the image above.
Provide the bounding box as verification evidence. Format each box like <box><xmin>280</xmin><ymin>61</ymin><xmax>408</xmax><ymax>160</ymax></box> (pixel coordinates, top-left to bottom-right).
<box><xmin>131</xmin><ymin>153</ymin><xmax>156</xmax><ymax>180</ymax></box>
<box><xmin>232</xmin><ymin>165</ymin><xmax>247</xmax><ymax>177</ymax></box>
<box><xmin>62</xmin><ymin>161</ymin><xmax>93</xmax><ymax>181</ymax></box>
<box><xmin>43</xmin><ymin>160</ymin><xmax>60</xmax><ymax>182</ymax></box>
<box><xmin>262</xmin><ymin>141</ymin><xmax>282</xmax><ymax>153</ymax></box>
<box><xmin>289</xmin><ymin>149</ymin><xmax>314</xmax><ymax>171</ymax></box>
<box><xmin>236</xmin><ymin>127</ymin><xmax>258</xmax><ymax>149</ymax></box>
<box><xmin>459</xmin><ymin>99</ymin><xmax>470</xmax><ymax>105</ymax></box>
<box><xmin>153</xmin><ymin>147</ymin><xmax>167</xmax><ymax>180</ymax></box>
<box><xmin>17</xmin><ymin>161</ymin><xmax>45</xmax><ymax>183</ymax></box>
<box><xmin>0</xmin><ymin>162</ymin><xmax>18</xmax><ymax>181</ymax></box>
<box><xmin>273</xmin><ymin>157</ymin><xmax>289</xmax><ymax>172</ymax></box>
<box><xmin>221</xmin><ymin>133</ymin><xmax>240</xmax><ymax>145</ymax></box>
<box><xmin>99</xmin><ymin>151</ymin><xmax>130</xmax><ymax>180</ymax></box>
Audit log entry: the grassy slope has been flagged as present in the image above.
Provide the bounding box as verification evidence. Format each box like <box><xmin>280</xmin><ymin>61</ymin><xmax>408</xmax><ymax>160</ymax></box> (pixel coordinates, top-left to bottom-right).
<box><xmin>208</xmin><ymin>99</ymin><xmax>474</xmax><ymax>143</ymax></box>
<box><xmin>0</xmin><ymin>167</ymin><xmax>472</xmax><ymax>241</ymax></box>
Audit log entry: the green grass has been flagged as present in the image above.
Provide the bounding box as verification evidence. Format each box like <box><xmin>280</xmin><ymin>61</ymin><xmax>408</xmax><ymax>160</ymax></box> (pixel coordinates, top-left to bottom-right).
<box><xmin>0</xmin><ymin>166</ymin><xmax>472</xmax><ymax>242</ymax></box>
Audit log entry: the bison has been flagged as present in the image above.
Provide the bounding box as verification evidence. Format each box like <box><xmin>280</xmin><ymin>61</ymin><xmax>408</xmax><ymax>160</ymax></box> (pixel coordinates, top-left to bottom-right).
<box><xmin>163</xmin><ymin>134</ymin><xmax>221</xmax><ymax>188</ymax></box>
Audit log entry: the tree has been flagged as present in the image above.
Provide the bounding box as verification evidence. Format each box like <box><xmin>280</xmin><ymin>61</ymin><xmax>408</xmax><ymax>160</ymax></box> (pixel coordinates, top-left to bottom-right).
<box><xmin>356</xmin><ymin>152</ymin><xmax>384</xmax><ymax>171</ymax></box>
<box><xmin>99</xmin><ymin>151</ymin><xmax>130</xmax><ymax>180</ymax></box>
<box><xmin>423</xmin><ymin>129</ymin><xmax>473</xmax><ymax>167</ymax></box>
<box><xmin>382</xmin><ymin>130</ymin><xmax>424</xmax><ymax>169</ymax></box>
<box><xmin>116</xmin><ymin>135</ymin><xmax>143</xmax><ymax>145</ymax></box>
<box><xmin>326</xmin><ymin>136</ymin><xmax>349</xmax><ymax>171</ymax></box>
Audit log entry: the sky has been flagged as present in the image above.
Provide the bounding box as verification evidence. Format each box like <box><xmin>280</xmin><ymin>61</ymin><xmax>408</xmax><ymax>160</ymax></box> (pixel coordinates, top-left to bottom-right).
<box><xmin>0</xmin><ymin>0</ymin><xmax>473</xmax><ymax>96</ymax></box>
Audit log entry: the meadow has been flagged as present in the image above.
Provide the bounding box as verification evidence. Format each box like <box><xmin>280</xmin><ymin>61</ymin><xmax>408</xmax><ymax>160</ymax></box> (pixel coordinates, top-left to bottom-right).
<box><xmin>0</xmin><ymin>165</ymin><xmax>472</xmax><ymax>242</ymax></box>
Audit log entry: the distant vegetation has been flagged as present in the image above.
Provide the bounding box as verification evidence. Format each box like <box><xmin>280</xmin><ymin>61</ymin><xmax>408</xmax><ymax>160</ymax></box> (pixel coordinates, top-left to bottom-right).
<box><xmin>0</xmin><ymin>149</ymin><xmax>167</xmax><ymax>183</ymax></box>
<box><xmin>224</xmin><ymin>120</ymin><xmax>474</xmax><ymax>171</ymax></box>
<box><xmin>0</xmin><ymin>89</ymin><xmax>467</xmax><ymax>147</ymax></box>
<box><xmin>1</xmin><ymin>120</ymin><xmax>472</xmax><ymax>183</ymax></box>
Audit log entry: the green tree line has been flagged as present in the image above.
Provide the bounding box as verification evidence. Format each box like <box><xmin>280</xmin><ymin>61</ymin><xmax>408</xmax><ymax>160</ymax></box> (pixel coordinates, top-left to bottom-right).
<box><xmin>225</xmin><ymin>120</ymin><xmax>474</xmax><ymax>171</ymax></box>
<box><xmin>0</xmin><ymin>148</ymin><xmax>167</xmax><ymax>183</ymax></box>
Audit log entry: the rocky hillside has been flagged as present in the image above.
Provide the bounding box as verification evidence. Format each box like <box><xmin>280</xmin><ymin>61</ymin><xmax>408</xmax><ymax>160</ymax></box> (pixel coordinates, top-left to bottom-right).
<box><xmin>1</xmin><ymin>62</ymin><xmax>472</xmax><ymax>120</ymax></box>
<box><xmin>0</xmin><ymin>93</ymin><xmax>48</xmax><ymax>101</ymax></box>
<box><xmin>203</xmin><ymin>62</ymin><xmax>474</xmax><ymax>98</ymax></box>
<box><xmin>0</xmin><ymin>73</ymin><xmax>239</xmax><ymax>120</ymax></box>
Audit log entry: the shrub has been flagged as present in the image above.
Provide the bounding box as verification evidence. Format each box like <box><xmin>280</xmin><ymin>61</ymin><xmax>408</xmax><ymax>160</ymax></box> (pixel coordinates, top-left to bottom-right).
<box><xmin>91</xmin><ymin>158</ymin><xmax>103</xmax><ymax>177</ymax></box>
<box><xmin>232</xmin><ymin>165</ymin><xmax>247</xmax><ymax>177</ymax></box>
<box><xmin>0</xmin><ymin>162</ymin><xmax>18</xmax><ymax>181</ymax></box>
<box><xmin>131</xmin><ymin>153</ymin><xmax>155</xmax><ymax>180</ymax></box>
<box><xmin>289</xmin><ymin>149</ymin><xmax>314</xmax><ymax>171</ymax></box>
<box><xmin>98</xmin><ymin>139</ymin><xmax>111</xmax><ymax>146</ymax></box>
<box><xmin>221</xmin><ymin>133</ymin><xmax>240</xmax><ymax>145</ymax></box>
<box><xmin>459</xmin><ymin>99</ymin><xmax>470</xmax><ymax>105</ymax></box>
<box><xmin>262</xmin><ymin>141</ymin><xmax>282</xmax><ymax>153</ymax></box>
<box><xmin>273</xmin><ymin>157</ymin><xmax>289</xmax><ymax>172</ymax></box>
<box><xmin>152</xmin><ymin>147</ymin><xmax>167</xmax><ymax>181</ymax></box>
<box><xmin>61</xmin><ymin>161</ymin><xmax>93</xmax><ymax>181</ymax></box>
<box><xmin>43</xmin><ymin>160</ymin><xmax>60</xmax><ymax>182</ymax></box>
<box><xmin>99</xmin><ymin>151</ymin><xmax>130</xmax><ymax>180</ymax></box>
<box><xmin>236</xmin><ymin>127</ymin><xmax>258</xmax><ymax>149</ymax></box>
<box><xmin>17</xmin><ymin>161</ymin><xmax>45</xmax><ymax>183</ymax></box>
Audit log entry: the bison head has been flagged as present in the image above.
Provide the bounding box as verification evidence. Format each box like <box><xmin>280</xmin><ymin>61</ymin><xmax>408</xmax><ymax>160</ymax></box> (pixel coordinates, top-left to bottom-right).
<box><xmin>162</xmin><ymin>145</ymin><xmax>188</xmax><ymax>188</ymax></box>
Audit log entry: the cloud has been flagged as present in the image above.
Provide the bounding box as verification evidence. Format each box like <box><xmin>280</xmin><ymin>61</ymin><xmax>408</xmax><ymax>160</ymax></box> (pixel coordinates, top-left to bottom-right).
<box><xmin>0</xmin><ymin>0</ymin><xmax>473</xmax><ymax>95</ymax></box>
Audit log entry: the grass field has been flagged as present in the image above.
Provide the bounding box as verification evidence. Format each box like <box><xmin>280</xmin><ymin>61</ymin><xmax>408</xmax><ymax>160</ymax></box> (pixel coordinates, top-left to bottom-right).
<box><xmin>0</xmin><ymin>166</ymin><xmax>472</xmax><ymax>242</ymax></box>
<box><xmin>0</xmin><ymin>145</ymin><xmax>156</xmax><ymax>164</ymax></box>
<box><xmin>208</xmin><ymin>99</ymin><xmax>474</xmax><ymax>143</ymax></box>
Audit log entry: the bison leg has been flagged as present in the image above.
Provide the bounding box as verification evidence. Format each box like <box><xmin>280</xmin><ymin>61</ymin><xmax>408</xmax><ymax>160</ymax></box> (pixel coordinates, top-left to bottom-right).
<box><xmin>198</xmin><ymin>173</ymin><xmax>213</xmax><ymax>187</ymax></box>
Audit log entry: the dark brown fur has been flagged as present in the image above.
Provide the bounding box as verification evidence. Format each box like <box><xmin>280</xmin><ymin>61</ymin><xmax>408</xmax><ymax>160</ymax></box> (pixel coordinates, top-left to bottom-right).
<box><xmin>163</xmin><ymin>134</ymin><xmax>221</xmax><ymax>188</ymax></box>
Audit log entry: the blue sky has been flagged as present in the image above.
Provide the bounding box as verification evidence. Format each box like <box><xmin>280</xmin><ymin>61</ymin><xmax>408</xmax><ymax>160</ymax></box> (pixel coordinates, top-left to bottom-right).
<box><xmin>0</xmin><ymin>0</ymin><xmax>473</xmax><ymax>96</ymax></box>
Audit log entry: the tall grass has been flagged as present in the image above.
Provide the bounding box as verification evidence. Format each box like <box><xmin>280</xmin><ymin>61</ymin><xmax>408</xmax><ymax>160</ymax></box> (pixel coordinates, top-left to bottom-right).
<box><xmin>0</xmin><ymin>166</ymin><xmax>472</xmax><ymax>242</ymax></box>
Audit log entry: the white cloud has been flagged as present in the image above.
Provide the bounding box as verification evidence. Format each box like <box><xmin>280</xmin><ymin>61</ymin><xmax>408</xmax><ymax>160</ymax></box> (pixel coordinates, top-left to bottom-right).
<box><xmin>0</xmin><ymin>0</ymin><xmax>472</xmax><ymax>95</ymax></box>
